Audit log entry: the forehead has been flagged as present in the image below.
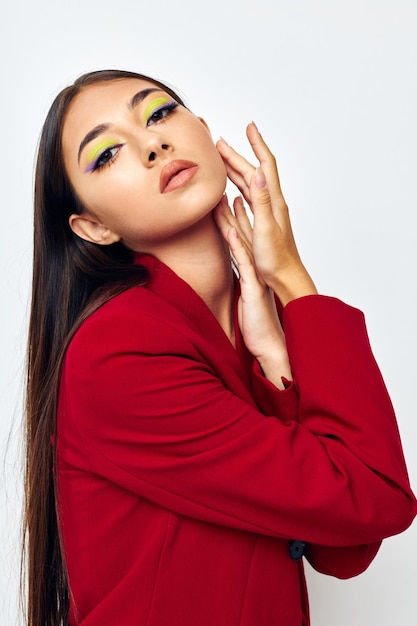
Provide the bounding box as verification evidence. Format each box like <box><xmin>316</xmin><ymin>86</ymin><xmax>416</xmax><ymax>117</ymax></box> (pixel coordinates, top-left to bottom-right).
<box><xmin>62</xmin><ymin>78</ymin><xmax>163</xmax><ymax>145</ymax></box>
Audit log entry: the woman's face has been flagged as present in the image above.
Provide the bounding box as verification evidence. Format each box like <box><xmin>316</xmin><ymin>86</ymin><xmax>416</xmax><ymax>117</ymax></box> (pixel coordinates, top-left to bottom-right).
<box><xmin>62</xmin><ymin>79</ymin><xmax>227</xmax><ymax>250</ymax></box>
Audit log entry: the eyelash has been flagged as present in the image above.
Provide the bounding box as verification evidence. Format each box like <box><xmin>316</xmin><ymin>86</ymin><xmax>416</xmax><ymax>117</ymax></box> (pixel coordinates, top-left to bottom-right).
<box><xmin>146</xmin><ymin>101</ymin><xmax>178</xmax><ymax>126</ymax></box>
<box><xmin>91</xmin><ymin>100</ymin><xmax>179</xmax><ymax>172</ymax></box>
<box><xmin>92</xmin><ymin>144</ymin><xmax>124</xmax><ymax>172</ymax></box>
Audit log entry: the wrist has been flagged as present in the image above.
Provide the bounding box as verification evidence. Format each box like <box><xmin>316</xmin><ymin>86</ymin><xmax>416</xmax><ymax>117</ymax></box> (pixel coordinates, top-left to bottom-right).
<box><xmin>268</xmin><ymin>265</ymin><xmax>317</xmax><ymax>307</ymax></box>
<box><xmin>257</xmin><ymin>350</ymin><xmax>292</xmax><ymax>390</ymax></box>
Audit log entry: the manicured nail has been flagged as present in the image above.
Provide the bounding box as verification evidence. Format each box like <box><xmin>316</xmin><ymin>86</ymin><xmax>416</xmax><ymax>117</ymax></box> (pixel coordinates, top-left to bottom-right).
<box><xmin>254</xmin><ymin>167</ymin><xmax>267</xmax><ymax>188</ymax></box>
<box><xmin>218</xmin><ymin>136</ymin><xmax>229</xmax><ymax>145</ymax></box>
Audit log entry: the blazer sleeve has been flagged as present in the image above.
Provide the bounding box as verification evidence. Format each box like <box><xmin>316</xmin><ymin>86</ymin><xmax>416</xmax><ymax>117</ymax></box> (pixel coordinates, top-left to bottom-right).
<box><xmin>58</xmin><ymin>291</ymin><xmax>416</xmax><ymax>554</ymax></box>
<box><xmin>249</xmin><ymin>294</ymin><xmax>415</xmax><ymax>576</ymax></box>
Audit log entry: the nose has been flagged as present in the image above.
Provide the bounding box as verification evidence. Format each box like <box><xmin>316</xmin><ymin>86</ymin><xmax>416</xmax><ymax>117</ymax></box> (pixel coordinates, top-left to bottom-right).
<box><xmin>148</xmin><ymin>144</ymin><xmax>170</xmax><ymax>162</ymax></box>
<box><xmin>135</xmin><ymin>127</ymin><xmax>173</xmax><ymax>166</ymax></box>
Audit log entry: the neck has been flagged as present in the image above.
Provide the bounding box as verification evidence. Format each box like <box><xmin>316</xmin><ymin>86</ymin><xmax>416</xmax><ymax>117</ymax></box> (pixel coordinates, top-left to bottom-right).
<box><xmin>143</xmin><ymin>213</ymin><xmax>235</xmax><ymax>344</ymax></box>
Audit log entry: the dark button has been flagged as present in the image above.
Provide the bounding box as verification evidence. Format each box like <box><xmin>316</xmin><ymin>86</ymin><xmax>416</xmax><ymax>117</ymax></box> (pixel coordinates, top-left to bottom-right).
<box><xmin>289</xmin><ymin>540</ymin><xmax>306</xmax><ymax>560</ymax></box>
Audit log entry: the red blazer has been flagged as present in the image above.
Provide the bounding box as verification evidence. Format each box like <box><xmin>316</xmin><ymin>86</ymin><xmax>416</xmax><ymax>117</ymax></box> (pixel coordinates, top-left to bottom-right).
<box><xmin>57</xmin><ymin>253</ymin><xmax>416</xmax><ymax>625</ymax></box>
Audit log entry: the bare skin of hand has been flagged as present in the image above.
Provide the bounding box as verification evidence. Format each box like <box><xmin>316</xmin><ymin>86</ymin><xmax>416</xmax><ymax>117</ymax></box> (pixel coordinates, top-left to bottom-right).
<box><xmin>215</xmin><ymin>193</ymin><xmax>292</xmax><ymax>388</ymax></box>
<box><xmin>214</xmin><ymin>123</ymin><xmax>317</xmax><ymax>388</ymax></box>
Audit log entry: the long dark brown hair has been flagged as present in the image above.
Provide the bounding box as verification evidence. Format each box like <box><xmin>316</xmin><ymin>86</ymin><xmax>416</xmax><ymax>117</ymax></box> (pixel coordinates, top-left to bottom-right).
<box><xmin>23</xmin><ymin>69</ymin><xmax>186</xmax><ymax>625</ymax></box>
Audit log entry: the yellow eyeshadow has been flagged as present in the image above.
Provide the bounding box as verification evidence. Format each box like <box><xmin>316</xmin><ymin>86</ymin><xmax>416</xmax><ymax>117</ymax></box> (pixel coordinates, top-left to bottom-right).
<box><xmin>87</xmin><ymin>139</ymin><xmax>117</xmax><ymax>165</ymax></box>
<box><xmin>143</xmin><ymin>96</ymin><xmax>172</xmax><ymax>123</ymax></box>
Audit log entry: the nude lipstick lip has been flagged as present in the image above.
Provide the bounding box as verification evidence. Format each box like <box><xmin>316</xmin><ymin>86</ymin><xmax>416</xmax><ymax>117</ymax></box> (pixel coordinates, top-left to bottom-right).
<box><xmin>160</xmin><ymin>160</ymin><xmax>199</xmax><ymax>194</ymax></box>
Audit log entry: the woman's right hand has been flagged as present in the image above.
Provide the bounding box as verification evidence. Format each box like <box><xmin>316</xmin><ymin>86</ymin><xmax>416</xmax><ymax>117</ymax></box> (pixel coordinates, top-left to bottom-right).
<box><xmin>214</xmin><ymin>193</ymin><xmax>292</xmax><ymax>389</ymax></box>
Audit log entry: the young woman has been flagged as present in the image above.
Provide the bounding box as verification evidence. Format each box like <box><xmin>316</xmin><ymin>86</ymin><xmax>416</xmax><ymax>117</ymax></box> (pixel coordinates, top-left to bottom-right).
<box><xmin>24</xmin><ymin>69</ymin><xmax>416</xmax><ymax>626</ymax></box>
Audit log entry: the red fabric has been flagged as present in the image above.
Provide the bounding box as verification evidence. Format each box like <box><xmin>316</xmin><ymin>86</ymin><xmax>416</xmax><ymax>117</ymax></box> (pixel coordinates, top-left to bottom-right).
<box><xmin>57</xmin><ymin>253</ymin><xmax>416</xmax><ymax>625</ymax></box>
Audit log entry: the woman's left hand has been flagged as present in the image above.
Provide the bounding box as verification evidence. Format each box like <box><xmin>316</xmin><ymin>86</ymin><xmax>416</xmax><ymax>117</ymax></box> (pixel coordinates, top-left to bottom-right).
<box><xmin>215</xmin><ymin>123</ymin><xmax>317</xmax><ymax>307</ymax></box>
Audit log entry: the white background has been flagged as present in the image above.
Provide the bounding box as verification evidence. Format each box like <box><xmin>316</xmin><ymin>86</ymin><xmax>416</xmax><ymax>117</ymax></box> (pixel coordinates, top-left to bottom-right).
<box><xmin>1</xmin><ymin>0</ymin><xmax>416</xmax><ymax>624</ymax></box>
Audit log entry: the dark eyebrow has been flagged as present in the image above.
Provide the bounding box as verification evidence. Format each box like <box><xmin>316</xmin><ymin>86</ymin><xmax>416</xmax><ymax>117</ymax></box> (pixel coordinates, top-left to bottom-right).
<box><xmin>78</xmin><ymin>124</ymin><xmax>111</xmax><ymax>163</ymax></box>
<box><xmin>128</xmin><ymin>87</ymin><xmax>162</xmax><ymax>111</ymax></box>
<box><xmin>77</xmin><ymin>88</ymin><xmax>163</xmax><ymax>163</ymax></box>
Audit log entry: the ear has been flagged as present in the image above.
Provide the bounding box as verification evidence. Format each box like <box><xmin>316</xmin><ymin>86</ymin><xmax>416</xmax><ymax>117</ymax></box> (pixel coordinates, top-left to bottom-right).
<box><xmin>69</xmin><ymin>213</ymin><xmax>121</xmax><ymax>245</ymax></box>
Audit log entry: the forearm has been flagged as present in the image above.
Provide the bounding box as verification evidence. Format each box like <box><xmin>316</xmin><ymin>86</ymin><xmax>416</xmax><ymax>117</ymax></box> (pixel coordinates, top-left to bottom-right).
<box><xmin>268</xmin><ymin>262</ymin><xmax>317</xmax><ymax>308</ymax></box>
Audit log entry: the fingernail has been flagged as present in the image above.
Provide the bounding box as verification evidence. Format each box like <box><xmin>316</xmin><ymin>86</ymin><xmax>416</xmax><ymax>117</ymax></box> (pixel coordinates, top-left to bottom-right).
<box><xmin>254</xmin><ymin>167</ymin><xmax>267</xmax><ymax>188</ymax></box>
<box><xmin>218</xmin><ymin>136</ymin><xmax>229</xmax><ymax>145</ymax></box>
<box><xmin>249</xmin><ymin>121</ymin><xmax>262</xmax><ymax>136</ymax></box>
<box><xmin>230</xmin><ymin>227</ymin><xmax>238</xmax><ymax>238</ymax></box>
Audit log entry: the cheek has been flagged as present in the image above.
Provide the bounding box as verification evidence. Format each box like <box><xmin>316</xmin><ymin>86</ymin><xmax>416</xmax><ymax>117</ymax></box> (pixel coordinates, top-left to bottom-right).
<box><xmin>78</xmin><ymin>170</ymin><xmax>150</xmax><ymax>224</ymax></box>
<box><xmin>191</xmin><ymin>129</ymin><xmax>227</xmax><ymax>182</ymax></box>
<box><xmin>206</xmin><ymin>140</ymin><xmax>227</xmax><ymax>184</ymax></box>
<box><xmin>207</xmin><ymin>150</ymin><xmax>227</xmax><ymax>194</ymax></box>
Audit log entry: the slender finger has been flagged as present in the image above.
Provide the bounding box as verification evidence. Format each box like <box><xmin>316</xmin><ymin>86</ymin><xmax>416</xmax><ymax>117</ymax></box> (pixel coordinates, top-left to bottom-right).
<box><xmin>222</xmin><ymin>162</ymin><xmax>251</xmax><ymax>203</ymax></box>
<box><xmin>217</xmin><ymin>138</ymin><xmax>255</xmax><ymax>190</ymax></box>
<box><xmin>250</xmin><ymin>167</ymin><xmax>274</xmax><ymax>222</ymax></box>
<box><xmin>213</xmin><ymin>195</ymin><xmax>234</xmax><ymax>235</ymax></box>
<box><xmin>246</xmin><ymin>122</ymin><xmax>285</xmax><ymax>206</ymax></box>
<box><xmin>246</xmin><ymin>123</ymin><xmax>276</xmax><ymax>167</ymax></box>
<box><xmin>226</xmin><ymin>227</ymin><xmax>263</xmax><ymax>288</ymax></box>
<box><xmin>233</xmin><ymin>196</ymin><xmax>253</xmax><ymax>244</ymax></box>
<box><xmin>249</xmin><ymin>166</ymin><xmax>285</xmax><ymax>252</ymax></box>
<box><xmin>213</xmin><ymin>195</ymin><xmax>253</xmax><ymax>254</ymax></box>
<box><xmin>228</xmin><ymin>196</ymin><xmax>253</xmax><ymax>251</ymax></box>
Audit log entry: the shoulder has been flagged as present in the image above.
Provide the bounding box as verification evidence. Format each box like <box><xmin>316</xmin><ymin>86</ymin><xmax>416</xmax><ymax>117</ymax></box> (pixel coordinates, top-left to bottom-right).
<box><xmin>67</xmin><ymin>285</ymin><xmax>195</xmax><ymax>361</ymax></box>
